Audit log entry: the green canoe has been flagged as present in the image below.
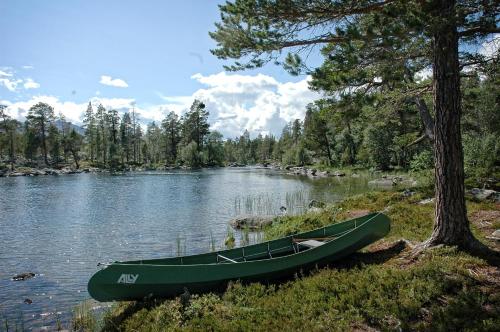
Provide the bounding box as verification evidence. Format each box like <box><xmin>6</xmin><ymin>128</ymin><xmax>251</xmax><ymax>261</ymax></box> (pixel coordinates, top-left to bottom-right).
<box><xmin>88</xmin><ymin>212</ymin><xmax>390</xmax><ymax>302</ymax></box>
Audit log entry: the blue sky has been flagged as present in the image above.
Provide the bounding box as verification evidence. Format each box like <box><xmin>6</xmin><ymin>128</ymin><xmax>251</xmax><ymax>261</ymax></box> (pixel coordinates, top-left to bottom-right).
<box><xmin>0</xmin><ymin>0</ymin><xmax>322</xmax><ymax>137</ymax></box>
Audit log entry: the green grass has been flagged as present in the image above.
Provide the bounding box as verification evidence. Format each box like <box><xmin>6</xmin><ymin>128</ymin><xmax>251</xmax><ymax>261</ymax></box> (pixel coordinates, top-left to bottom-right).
<box><xmin>84</xmin><ymin>191</ymin><xmax>499</xmax><ymax>332</ymax></box>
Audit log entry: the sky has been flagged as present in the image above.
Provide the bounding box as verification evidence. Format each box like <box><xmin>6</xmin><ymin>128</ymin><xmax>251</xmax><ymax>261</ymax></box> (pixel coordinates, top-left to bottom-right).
<box><xmin>0</xmin><ymin>0</ymin><xmax>323</xmax><ymax>137</ymax></box>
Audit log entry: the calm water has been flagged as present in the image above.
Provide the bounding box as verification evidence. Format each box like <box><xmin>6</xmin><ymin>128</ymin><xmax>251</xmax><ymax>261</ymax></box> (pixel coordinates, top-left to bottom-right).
<box><xmin>0</xmin><ymin>168</ymin><xmax>374</xmax><ymax>329</ymax></box>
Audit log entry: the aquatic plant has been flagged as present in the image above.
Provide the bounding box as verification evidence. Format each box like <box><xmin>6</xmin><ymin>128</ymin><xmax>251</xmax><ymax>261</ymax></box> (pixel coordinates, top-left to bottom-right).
<box><xmin>233</xmin><ymin>190</ymin><xmax>313</xmax><ymax>216</ymax></box>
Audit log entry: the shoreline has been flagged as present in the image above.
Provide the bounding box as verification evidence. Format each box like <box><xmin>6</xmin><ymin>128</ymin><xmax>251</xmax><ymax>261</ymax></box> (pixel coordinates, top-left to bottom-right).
<box><xmin>73</xmin><ymin>189</ymin><xmax>500</xmax><ymax>331</ymax></box>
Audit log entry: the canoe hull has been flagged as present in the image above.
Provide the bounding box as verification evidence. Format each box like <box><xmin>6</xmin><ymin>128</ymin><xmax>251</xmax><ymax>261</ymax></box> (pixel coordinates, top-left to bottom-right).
<box><xmin>88</xmin><ymin>213</ymin><xmax>390</xmax><ymax>301</ymax></box>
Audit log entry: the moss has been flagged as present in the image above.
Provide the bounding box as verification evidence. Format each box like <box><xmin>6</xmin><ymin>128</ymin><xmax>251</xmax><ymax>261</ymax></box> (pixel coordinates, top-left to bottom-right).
<box><xmin>97</xmin><ymin>191</ymin><xmax>500</xmax><ymax>332</ymax></box>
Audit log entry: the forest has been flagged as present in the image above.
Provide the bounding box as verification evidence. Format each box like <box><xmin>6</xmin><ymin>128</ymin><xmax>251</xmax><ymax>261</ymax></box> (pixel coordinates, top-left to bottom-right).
<box><xmin>0</xmin><ymin>57</ymin><xmax>498</xmax><ymax>185</ymax></box>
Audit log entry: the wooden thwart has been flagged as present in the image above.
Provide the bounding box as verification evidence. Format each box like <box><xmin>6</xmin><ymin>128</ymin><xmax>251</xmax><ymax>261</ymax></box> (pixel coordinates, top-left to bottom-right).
<box><xmin>296</xmin><ymin>239</ymin><xmax>325</xmax><ymax>249</ymax></box>
<box><xmin>292</xmin><ymin>237</ymin><xmax>334</xmax><ymax>242</ymax></box>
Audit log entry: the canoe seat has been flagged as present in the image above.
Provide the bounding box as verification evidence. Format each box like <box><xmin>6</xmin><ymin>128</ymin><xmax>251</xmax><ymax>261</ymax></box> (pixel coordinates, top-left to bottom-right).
<box><xmin>297</xmin><ymin>239</ymin><xmax>324</xmax><ymax>249</ymax></box>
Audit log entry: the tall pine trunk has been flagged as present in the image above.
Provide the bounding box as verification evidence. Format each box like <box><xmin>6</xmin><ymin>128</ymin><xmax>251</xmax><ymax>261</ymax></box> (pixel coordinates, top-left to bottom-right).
<box><xmin>427</xmin><ymin>0</ymin><xmax>475</xmax><ymax>248</ymax></box>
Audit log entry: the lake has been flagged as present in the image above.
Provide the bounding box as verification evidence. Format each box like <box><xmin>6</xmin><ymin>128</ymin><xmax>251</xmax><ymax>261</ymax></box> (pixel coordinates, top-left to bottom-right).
<box><xmin>0</xmin><ymin>168</ymin><xmax>375</xmax><ymax>329</ymax></box>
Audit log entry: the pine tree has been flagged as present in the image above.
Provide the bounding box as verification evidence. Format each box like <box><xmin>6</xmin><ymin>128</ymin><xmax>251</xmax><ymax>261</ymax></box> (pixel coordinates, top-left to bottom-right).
<box><xmin>182</xmin><ymin>100</ymin><xmax>210</xmax><ymax>151</ymax></box>
<box><xmin>26</xmin><ymin>102</ymin><xmax>55</xmax><ymax>165</ymax></box>
<box><xmin>82</xmin><ymin>102</ymin><xmax>96</xmax><ymax>162</ymax></box>
<box><xmin>210</xmin><ymin>0</ymin><xmax>500</xmax><ymax>251</ymax></box>
<box><xmin>47</xmin><ymin>124</ymin><xmax>61</xmax><ymax>167</ymax></box>
<box><xmin>120</xmin><ymin>112</ymin><xmax>133</xmax><ymax>164</ymax></box>
<box><xmin>96</xmin><ymin>104</ymin><xmax>108</xmax><ymax>165</ymax></box>
<box><xmin>0</xmin><ymin>105</ymin><xmax>19</xmax><ymax>170</ymax></box>
<box><xmin>162</xmin><ymin>111</ymin><xmax>181</xmax><ymax>164</ymax></box>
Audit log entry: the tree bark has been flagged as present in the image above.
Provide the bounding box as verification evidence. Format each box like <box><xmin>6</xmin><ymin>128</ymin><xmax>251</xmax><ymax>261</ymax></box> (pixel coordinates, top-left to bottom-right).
<box><xmin>426</xmin><ymin>0</ymin><xmax>476</xmax><ymax>249</ymax></box>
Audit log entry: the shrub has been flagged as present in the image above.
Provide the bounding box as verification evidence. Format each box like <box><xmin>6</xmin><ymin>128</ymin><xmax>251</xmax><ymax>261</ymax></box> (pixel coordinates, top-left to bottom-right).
<box><xmin>463</xmin><ymin>133</ymin><xmax>499</xmax><ymax>180</ymax></box>
<box><xmin>410</xmin><ymin>150</ymin><xmax>434</xmax><ymax>172</ymax></box>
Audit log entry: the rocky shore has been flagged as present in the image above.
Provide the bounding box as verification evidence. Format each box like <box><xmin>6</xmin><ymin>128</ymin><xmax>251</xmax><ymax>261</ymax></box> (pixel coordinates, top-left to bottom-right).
<box><xmin>0</xmin><ymin>166</ymin><xmax>102</xmax><ymax>177</ymax></box>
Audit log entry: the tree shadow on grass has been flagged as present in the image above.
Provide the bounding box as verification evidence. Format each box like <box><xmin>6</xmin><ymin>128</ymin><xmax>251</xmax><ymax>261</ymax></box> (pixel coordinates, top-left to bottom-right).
<box><xmin>333</xmin><ymin>239</ymin><xmax>408</xmax><ymax>270</ymax></box>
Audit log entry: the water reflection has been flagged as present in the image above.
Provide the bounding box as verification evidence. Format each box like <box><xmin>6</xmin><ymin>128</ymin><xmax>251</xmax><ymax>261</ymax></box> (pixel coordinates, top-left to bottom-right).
<box><xmin>0</xmin><ymin>168</ymin><xmax>375</xmax><ymax>328</ymax></box>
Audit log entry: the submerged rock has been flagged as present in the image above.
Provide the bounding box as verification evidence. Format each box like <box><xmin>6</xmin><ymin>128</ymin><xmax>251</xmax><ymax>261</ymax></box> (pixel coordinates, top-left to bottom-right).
<box><xmin>24</xmin><ymin>298</ymin><xmax>33</xmax><ymax>304</ymax></box>
<box><xmin>12</xmin><ymin>272</ymin><xmax>35</xmax><ymax>281</ymax></box>
<box><xmin>230</xmin><ymin>215</ymin><xmax>274</xmax><ymax>229</ymax></box>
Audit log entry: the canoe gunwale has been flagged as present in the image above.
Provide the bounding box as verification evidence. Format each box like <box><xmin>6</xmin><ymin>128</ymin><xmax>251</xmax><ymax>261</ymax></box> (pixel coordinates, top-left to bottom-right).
<box><xmin>109</xmin><ymin>212</ymin><xmax>384</xmax><ymax>267</ymax></box>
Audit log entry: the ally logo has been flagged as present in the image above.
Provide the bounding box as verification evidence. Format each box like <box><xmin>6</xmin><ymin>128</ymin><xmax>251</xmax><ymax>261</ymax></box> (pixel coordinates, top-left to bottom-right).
<box><xmin>117</xmin><ymin>274</ymin><xmax>139</xmax><ymax>284</ymax></box>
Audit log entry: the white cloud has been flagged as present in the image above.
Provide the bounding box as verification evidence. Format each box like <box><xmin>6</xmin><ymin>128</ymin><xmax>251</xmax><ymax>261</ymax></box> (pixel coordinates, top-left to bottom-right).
<box><xmin>23</xmin><ymin>78</ymin><xmax>40</xmax><ymax>89</ymax></box>
<box><xmin>0</xmin><ymin>78</ymin><xmax>22</xmax><ymax>92</ymax></box>
<box><xmin>0</xmin><ymin>68</ymin><xmax>41</xmax><ymax>91</ymax></box>
<box><xmin>479</xmin><ymin>33</ymin><xmax>499</xmax><ymax>58</ymax></box>
<box><xmin>100</xmin><ymin>75</ymin><xmax>129</xmax><ymax>88</ymax></box>
<box><xmin>0</xmin><ymin>70</ymin><xmax>13</xmax><ymax>77</ymax></box>
<box><xmin>22</xmin><ymin>65</ymin><xmax>34</xmax><ymax>70</ymax></box>
<box><xmin>157</xmin><ymin>72</ymin><xmax>320</xmax><ymax>137</ymax></box>
<box><xmin>2</xmin><ymin>72</ymin><xmax>320</xmax><ymax>138</ymax></box>
<box><xmin>416</xmin><ymin>66</ymin><xmax>432</xmax><ymax>81</ymax></box>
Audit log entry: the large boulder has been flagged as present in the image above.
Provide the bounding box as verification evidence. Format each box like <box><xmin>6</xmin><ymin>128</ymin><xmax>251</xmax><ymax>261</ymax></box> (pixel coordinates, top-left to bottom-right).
<box><xmin>230</xmin><ymin>215</ymin><xmax>275</xmax><ymax>229</ymax></box>
<box><xmin>469</xmin><ymin>188</ymin><xmax>500</xmax><ymax>202</ymax></box>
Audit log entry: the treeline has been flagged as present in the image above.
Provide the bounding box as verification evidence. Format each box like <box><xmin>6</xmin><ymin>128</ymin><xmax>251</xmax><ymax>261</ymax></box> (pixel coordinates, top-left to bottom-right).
<box><xmin>0</xmin><ymin>99</ymin><xmax>223</xmax><ymax>170</ymax></box>
<box><xmin>0</xmin><ymin>64</ymin><xmax>498</xmax><ymax>179</ymax></box>
<box><xmin>229</xmin><ymin>62</ymin><xmax>498</xmax><ymax>183</ymax></box>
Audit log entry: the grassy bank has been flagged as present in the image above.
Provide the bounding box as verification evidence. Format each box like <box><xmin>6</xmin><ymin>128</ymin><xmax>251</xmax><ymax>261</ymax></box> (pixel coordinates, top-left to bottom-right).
<box><xmin>80</xmin><ymin>191</ymin><xmax>499</xmax><ymax>331</ymax></box>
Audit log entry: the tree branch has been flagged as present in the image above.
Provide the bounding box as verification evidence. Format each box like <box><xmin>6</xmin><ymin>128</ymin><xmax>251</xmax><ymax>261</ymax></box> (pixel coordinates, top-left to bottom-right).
<box><xmin>459</xmin><ymin>27</ymin><xmax>500</xmax><ymax>37</ymax></box>
<box><xmin>414</xmin><ymin>97</ymin><xmax>435</xmax><ymax>141</ymax></box>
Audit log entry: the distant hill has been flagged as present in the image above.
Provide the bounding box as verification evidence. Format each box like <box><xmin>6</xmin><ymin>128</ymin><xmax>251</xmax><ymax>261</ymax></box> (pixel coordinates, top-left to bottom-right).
<box><xmin>54</xmin><ymin>119</ymin><xmax>85</xmax><ymax>135</ymax></box>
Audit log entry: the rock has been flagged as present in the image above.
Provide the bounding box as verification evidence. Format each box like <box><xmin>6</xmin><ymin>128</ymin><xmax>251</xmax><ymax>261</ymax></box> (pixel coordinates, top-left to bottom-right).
<box><xmin>351</xmin><ymin>173</ymin><xmax>360</xmax><ymax>178</ymax></box>
<box><xmin>42</xmin><ymin>168</ymin><xmax>59</xmax><ymax>175</ymax></box>
<box><xmin>308</xmin><ymin>200</ymin><xmax>326</xmax><ymax>209</ymax></box>
<box><xmin>12</xmin><ymin>272</ymin><xmax>35</xmax><ymax>281</ymax></box>
<box><xmin>469</xmin><ymin>188</ymin><xmax>500</xmax><ymax>202</ymax></box>
<box><xmin>316</xmin><ymin>170</ymin><xmax>330</xmax><ymax>177</ymax></box>
<box><xmin>402</xmin><ymin>189</ymin><xmax>416</xmax><ymax>197</ymax></box>
<box><xmin>8</xmin><ymin>172</ymin><xmax>25</xmax><ymax>177</ymax></box>
<box><xmin>308</xmin><ymin>207</ymin><xmax>323</xmax><ymax>213</ymax></box>
<box><xmin>332</xmin><ymin>171</ymin><xmax>346</xmax><ymax>177</ymax></box>
<box><xmin>490</xmin><ymin>230</ymin><xmax>500</xmax><ymax>240</ymax></box>
<box><xmin>24</xmin><ymin>298</ymin><xmax>33</xmax><ymax>304</ymax></box>
<box><xmin>230</xmin><ymin>215</ymin><xmax>274</xmax><ymax>230</ymax></box>
<box><xmin>32</xmin><ymin>169</ymin><xmax>46</xmax><ymax>176</ymax></box>
<box><xmin>228</xmin><ymin>162</ymin><xmax>246</xmax><ymax>167</ymax></box>
<box><xmin>418</xmin><ymin>198</ymin><xmax>435</xmax><ymax>205</ymax></box>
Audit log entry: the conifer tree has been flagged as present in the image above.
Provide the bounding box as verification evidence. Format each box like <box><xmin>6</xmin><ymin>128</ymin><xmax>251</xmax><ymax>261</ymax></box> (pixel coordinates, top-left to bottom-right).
<box><xmin>26</xmin><ymin>102</ymin><xmax>55</xmax><ymax>165</ymax></box>
<box><xmin>210</xmin><ymin>0</ymin><xmax>500</xmax><ymax>251</ymax></box>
